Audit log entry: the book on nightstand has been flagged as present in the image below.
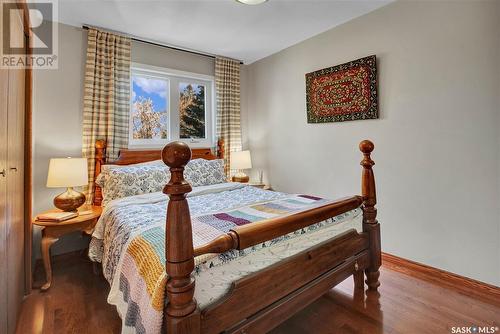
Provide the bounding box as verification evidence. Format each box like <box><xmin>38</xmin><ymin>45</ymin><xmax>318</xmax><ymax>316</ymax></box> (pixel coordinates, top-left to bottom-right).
<box><xmin>78</xmin><ymin>209</ymin><xmax>93</xmax><ymax>216</ymax></box>
<box><xmin>36</xmin><ymin>211</ymin><xmax>78</xmax><ymax>222</ymax></box>
<box><xmin>77</xmin><ymin>206</ymin><xmax>94</xmax><ymax>216</ymax></box>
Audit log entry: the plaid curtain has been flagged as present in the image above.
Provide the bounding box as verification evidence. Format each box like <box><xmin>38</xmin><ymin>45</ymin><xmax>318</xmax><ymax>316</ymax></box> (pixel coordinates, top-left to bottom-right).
<box><xmin>82</xmin><ymin>28</ymin><xmax>131</xmax><ymax>203</ymax></box>
<box><xmin>215</xmin><ymin>57</ymin><xmax>242</xmax><ymax>177</ymax></box>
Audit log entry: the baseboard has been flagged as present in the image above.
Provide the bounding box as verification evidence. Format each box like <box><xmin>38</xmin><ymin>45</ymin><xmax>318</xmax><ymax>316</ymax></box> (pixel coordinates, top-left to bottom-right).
<box><xmin>382</xmin><ymin>252</ymin><xmax>500</xmax><ymax>306</ymax></box>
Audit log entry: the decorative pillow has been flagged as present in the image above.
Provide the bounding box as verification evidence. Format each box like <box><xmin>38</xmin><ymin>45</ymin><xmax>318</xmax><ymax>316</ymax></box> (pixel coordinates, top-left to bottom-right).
<box><xmin>101</xmin><ymin>159</ymin><xmax>164</xmax><ymax>172</ymax></box>
<box><xmin>184</xmin><ymin>159</ymin><xmax>226</xmax><ymax>187</ymax></box>
<box><xmin>95</xmin><ymin>172</ymin><xmax>106</xmax><ymax>188</ymax></box>
<box><xmin>96</xmin><ymin>159</ymin><xmax>165</xmax><ymax>188</ymax></box>
<box><xmin>99</xmin><ymin>165</ymin><xmax>170</xmax><ymax>205</ymax></box>
<box><xmin>96</xmin><ymin>158</ymin><xmax>226</xmax><ymax>205</ymax></box>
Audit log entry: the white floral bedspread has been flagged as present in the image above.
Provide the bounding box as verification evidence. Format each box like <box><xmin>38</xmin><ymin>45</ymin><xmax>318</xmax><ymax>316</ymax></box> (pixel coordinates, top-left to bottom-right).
<box><xmin>88</xmin><ymin>183</ymin><xmax>362</xmax><ymax>334</ymax></box>
<box><xmin>89</xmin><ymin>183</ymin><xmax>287</xmax><ymax>283</ymax></box>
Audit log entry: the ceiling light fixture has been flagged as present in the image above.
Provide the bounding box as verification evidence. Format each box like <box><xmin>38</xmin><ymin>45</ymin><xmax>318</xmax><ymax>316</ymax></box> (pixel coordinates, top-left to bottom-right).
<box><xmin>236</xmin><ymin>0</ymin><xmax>268</xmax><ymax>5</ymax></box>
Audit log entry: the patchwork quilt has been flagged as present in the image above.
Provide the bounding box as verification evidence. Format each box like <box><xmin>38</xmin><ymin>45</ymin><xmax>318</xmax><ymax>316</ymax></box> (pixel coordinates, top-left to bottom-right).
<box><xmin>89</xmin><ymin>183</ymin><xmax>360</xmax><ymax>334</ymax></box>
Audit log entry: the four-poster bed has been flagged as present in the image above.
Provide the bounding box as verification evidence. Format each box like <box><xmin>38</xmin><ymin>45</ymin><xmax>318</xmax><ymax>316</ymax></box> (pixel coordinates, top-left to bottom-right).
<box><xmin>91</xmin><ymin>138</ymin><xmax>381</xmax><ymax>334</ymax></box>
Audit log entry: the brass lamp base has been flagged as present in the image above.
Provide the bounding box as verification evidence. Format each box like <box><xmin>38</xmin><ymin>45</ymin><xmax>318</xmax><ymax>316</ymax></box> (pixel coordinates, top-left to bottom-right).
<box><xmin>54</xmin><ymin>187</ymin><xmax>86</xmax><ymax>212</ymax></box>
<box><xmin>232</xmin><ymin>175</ymin><xmax>249</xmax><ymax>183</ymax></box>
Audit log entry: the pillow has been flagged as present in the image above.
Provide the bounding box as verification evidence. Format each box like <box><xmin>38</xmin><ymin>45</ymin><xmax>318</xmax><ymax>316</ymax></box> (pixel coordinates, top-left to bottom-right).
<box><xmin>96</xmin><ymin>159</ymin><xmax>165</xmax><ymax>188</ymax></box>
<box><xmin>184</xmin><ymin>159</ymin><xmax>226</xmax><ymax>187</ymax></box>
<box><xmin>96</xmin><ymin>158</ymin><xmax>226</xmax><ymax>205</ymax></box>
<box><xmin>101</xmin><ymin>159</ymin><xmax>164</xmax><ymax>171</ymax></box>
<box><xmin>98</xmin><ymin>164</ymin><xmax>170</xmax><ymax>205</ymax></box>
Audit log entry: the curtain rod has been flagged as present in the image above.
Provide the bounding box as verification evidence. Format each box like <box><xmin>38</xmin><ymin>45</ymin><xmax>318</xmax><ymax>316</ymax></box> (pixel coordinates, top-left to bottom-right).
<box><xmin>82</xmin><ymin>25</ymin><xmax>244</xmax><ymax>65</ymax></box>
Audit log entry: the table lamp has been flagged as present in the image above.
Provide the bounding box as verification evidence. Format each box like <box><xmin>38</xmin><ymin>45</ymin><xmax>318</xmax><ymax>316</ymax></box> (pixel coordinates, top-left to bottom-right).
<box><xmin>231</xmin><ymin>150</ymin><xmax>252</xmax><ymax>183</ymax></box>
<box><xmin>46</xmin><ymin>157</ymin><xmax>88</xmax><ymax>212</ymax></box>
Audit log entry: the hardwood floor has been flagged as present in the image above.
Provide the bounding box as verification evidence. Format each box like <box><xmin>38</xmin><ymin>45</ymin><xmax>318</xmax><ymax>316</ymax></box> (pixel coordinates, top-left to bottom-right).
<box><xmin>272</xmin><ymin>263</ymin><xmax>500</xmax><ymax>334</ymax></box>
<box><xmin>17</xmin><ymin>252</ymin><xmax>500</xmax><ymax>334</ymax></box>
<box><xmin>17</xmin><ymin>252</ymin><xmax>121</xmax><ymax>334</ymax></box>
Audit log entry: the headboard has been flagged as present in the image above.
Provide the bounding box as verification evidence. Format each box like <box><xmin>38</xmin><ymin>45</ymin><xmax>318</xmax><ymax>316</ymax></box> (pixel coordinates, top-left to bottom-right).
<box><xmin>93</xmin><ymin>138</ymin><xmax>225</xmax><ymax>206</ymax></box>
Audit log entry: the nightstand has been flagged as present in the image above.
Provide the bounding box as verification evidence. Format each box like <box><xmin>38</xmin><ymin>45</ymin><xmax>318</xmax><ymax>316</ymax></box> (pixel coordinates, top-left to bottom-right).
<box><xmin>33</xmin><ymin>205</ymin><xmax>102</xmax><ymax>291</ymax></box>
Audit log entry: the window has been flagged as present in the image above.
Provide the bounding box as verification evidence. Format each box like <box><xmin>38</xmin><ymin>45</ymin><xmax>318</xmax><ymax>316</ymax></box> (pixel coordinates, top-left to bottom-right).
<box><xmin>131</xmin><ymin>75</ymin><xmax>169</xmax><ymax>142</ymax></box>
<box><xmin>179</xmin><ymin>82</ymin><xmax>205</xmax><ymax>139</ymax></box>
<box><xmin>129</xmin><ymin>64</ymin><xmax>215</xmax><ymax>148</ymax></box>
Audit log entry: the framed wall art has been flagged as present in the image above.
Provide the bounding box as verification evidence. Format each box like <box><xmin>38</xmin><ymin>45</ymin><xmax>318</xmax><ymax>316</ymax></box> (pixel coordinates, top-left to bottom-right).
<box><xmin>306</xmin><ymin>55</ymin><xmax>378</xmax><ymax>123</ymax></box>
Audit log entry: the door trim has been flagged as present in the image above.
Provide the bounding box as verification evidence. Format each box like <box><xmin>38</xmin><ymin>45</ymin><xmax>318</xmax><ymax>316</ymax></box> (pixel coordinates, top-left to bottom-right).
<box><xmin>15</xmin><ymin>0</ymin><xmax>33</xmax><ymax>295</ymax></box>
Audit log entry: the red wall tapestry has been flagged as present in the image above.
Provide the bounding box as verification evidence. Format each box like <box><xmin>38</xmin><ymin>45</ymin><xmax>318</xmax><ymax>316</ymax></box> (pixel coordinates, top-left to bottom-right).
<box><xmin>306</xmin><ymin>55</ymin><xmax>378</xmax><ymax>123</ymax></box>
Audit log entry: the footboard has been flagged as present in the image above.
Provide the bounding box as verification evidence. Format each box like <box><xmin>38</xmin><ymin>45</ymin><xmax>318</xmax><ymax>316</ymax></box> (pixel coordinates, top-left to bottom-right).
<box><xmin>201</xmin><ymin>230</ymin><xmax>370</xmax><ymax>334</ymax></box>
<box><xmin>161</xmin><ymin>140</ymin><xmax>381</xmax><ymax>334</ymax></box>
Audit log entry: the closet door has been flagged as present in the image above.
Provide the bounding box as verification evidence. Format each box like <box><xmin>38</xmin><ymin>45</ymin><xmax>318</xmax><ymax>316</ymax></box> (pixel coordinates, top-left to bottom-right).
<box><xmin>5</xmin><ymin>8</ymin><xmax>26</xmax><ymax>334</ymax></box>
<box><xmin>0</xmin><ymin>68</ymin><xmax>9</xmax><ymax>334</ymax></box>
<box><xmin>7</xmin><ymin>66</ymin><xmax>25</xmax><ymax>334</ymax></box>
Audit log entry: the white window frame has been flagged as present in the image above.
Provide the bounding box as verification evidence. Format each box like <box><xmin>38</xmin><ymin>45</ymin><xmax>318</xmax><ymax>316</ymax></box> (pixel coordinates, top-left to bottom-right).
<box><xmin>129</xmin><ymin>63</ymin><xmax>216</xmax><ymax>149</ymax></box>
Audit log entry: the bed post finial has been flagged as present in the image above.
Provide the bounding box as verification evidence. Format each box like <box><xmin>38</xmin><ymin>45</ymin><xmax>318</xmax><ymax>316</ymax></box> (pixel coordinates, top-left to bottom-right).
<box><xmin>162</xmin><ymin>141</ymin><xmax>200</xmax><ymax>333</ymax></box>
<box><xmin>359</xmin><ymin>140</ymin><xmax>381</xmax><ymax>291</ymax></box>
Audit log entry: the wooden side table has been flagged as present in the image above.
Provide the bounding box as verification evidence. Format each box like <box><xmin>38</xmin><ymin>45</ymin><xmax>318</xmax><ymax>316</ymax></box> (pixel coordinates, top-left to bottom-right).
<box><xmin>33</xmin><ymin>206</ymin><xmax>102</xmax><ymax>291</ymax></box>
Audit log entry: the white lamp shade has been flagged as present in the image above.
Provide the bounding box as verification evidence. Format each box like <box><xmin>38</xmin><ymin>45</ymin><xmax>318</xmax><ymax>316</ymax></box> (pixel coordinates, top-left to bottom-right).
<box><xmin>46</xmin><ymin>158</ymin><xmax>88</xmax><ymax>188</ymax></box>
<box><xmin>232</xmin><ymin>150</ymin><xmax>252</xmax><ymax>170</ymax></box>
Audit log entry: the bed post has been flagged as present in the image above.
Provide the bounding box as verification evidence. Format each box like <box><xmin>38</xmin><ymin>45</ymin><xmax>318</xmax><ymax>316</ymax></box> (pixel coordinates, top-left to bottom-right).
<box><xmin>360</xmin><ymin>140</ymin><xmax>381</xmax><ymax>291</ymax></box>
<box><xmin>162</xmin><ymin>142</ymin><xmax>201</xmax><ymax>333</ymax></box>
<box><xmin>217</xmin><ymin>137</ymin><xmax>225</xmax><ymax>160</ymax></box>
<box><xmin>93</xmin><ymin>140</ymin><xmax>106</xmax><ymax>206</ymax></box>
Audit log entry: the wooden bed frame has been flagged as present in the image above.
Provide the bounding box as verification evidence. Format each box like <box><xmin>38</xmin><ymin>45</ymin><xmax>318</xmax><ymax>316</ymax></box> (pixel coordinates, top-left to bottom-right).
<box><xmin>93</xmin><ymin>138</ymin><xmax>381</xmax><ymax>334</ymax></box>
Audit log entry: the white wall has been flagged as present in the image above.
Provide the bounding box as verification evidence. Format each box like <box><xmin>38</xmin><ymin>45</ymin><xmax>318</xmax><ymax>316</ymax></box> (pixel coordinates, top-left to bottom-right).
<box><xmin>497</xmin><ymin>0</ymin><xmax>500</xmax><ymax>276</ymax></box>
<box><xmin>32</xmin><ymin>23</ymin><xmax>215</xmax><ymax>259</ymax></box>
<box><xmin>131</xmin><ymin>40</ymin><xmax>214</xmax><ymax>76</ymax></box>
<box><xmin>244</xmin><ymin>1</ymin><xmax>500</xmax><ymax>285</ymax></box>
<box><xmin>33</xmin><ymin>24</ymin><xmax>88</xmax><ymax>259</ymax></box>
